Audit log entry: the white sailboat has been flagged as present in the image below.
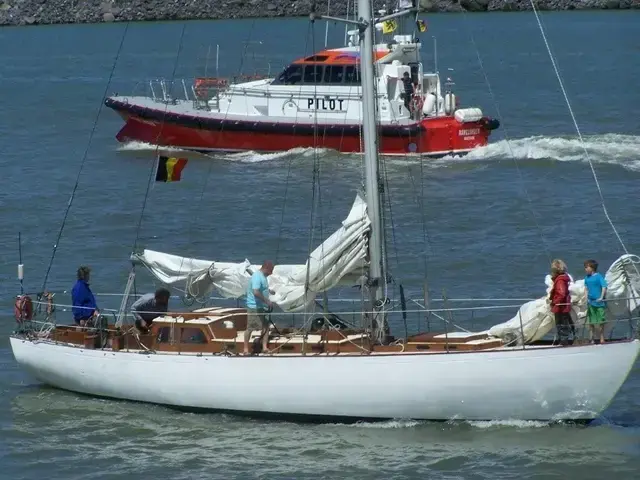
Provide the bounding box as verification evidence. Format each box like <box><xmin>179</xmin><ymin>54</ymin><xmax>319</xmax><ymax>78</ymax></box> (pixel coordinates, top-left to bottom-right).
<box><xmin>10</xmin><ymin>1</ymin><xmax>640</xmax><ymax>422</ymax></box>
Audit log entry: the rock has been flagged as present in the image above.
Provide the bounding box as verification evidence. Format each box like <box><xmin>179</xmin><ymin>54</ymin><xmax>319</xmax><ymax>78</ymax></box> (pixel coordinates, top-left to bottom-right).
<box><xmin>0</xmin><ymin>0</ymin><xmax>638</xmax><ymax>27</ymax></box>
<box><xmin>460</xmin><ymin>0</ymin><xmax>489</xmax><ymax>10</ymax></box>
<box><xmin>23</xmin><ymin>15</ymin><xmax>35</xmax><ymax>24</ymax></box>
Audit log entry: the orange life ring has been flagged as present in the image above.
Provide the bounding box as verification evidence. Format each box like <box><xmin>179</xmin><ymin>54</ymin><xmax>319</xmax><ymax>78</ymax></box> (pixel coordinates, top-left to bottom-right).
<box><xmin>14</xmin><ymin>295</ymin><xmax>33</xmax><ymax>322</ymax></box>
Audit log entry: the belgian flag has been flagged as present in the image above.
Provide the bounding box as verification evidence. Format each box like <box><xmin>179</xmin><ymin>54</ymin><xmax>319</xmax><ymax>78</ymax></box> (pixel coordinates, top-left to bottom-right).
<box><xmin>155</xmin><ymin>155</ymin><xmax>188</xmax><ymax>182</ymax></box>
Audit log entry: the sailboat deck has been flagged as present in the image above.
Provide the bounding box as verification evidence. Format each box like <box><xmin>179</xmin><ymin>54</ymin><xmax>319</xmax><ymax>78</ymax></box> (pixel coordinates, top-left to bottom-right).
<box><xmin>43</xmin><ymin>305</ymin><xmax>505</xmax><ymax>355</ymax></box>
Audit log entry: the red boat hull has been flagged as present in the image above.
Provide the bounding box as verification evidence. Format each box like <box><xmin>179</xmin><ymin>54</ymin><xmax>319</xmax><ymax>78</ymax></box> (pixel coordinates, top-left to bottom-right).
<box><xmin>105</xmin><ymin>97</ymin><xmax>499</xmax><ymax>157</ymax></box>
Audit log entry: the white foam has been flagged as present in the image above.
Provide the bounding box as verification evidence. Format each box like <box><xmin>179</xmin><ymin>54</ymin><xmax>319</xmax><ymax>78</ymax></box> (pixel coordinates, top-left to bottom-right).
<box><xmin>219</xmin><ymin>147</ymin><xmax>328</xmax><ymax>164</ymax></box>
<box><xmin>436</xmin><ymin>134</ymin><xmax>640</xmax><ymax>171</ymax></box>
<box><xmin>116</xmin><ymin>143</ymin><xmax>331</xmax><ymax>164</ymax></box>
<box><xmin>464</xmin><ymin>419</ymin><xmax>550</xmax><ymax>429</ymax></box>
<box><xmin>117</xmin><ymin>141</ymin><xmax>185</xmax><ymax>153</ymax></box>
<box><xmin>321</xmin><ymin>419</ymin><xmax>423</xmax><ymax>429</ymax></box>
<box><xmin>116</xmin><ymin>134</ymin><xmax>640</xmax><ymax>171</ymax></box>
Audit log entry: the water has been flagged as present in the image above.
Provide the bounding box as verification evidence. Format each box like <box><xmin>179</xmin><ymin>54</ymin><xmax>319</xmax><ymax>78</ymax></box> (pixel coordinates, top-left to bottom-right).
<box><xmin>1</xmin><ymin>10</ymin><xmax>640</xmax><ymax>479</ymax></box>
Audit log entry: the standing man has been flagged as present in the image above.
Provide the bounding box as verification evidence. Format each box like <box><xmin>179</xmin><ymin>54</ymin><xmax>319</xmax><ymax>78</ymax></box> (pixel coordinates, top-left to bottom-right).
<box><xmin>401</xmin><ymin>71</ymin><xmax>415</xmax><ymax>113</ymax></box>
<box><xmin>131</xmin><ymin>287</ymin><xmax>171</xmax><ymax>333</ymax></box>
<box><xmin>244</xmin><ymin>261</ymin><xmax>276</xmax><ymax>355</ymax></box>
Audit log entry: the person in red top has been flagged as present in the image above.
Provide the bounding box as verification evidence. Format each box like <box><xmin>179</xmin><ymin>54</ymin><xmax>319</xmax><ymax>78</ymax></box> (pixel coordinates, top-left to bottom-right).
<box><xmin>549</xmin><ymin>259</ymin><xmax>574</xmax><ymax>346</ymax></box>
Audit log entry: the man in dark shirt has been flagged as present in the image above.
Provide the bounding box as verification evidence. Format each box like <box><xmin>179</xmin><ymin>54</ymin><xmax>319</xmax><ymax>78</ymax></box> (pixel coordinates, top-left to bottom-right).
<box><xmin>401</xmin><ymin>71</ymin><xmax>414</xmax><ymax>112</ymax></box>
<box><xmin>131</xmin><ymin>288</ymin><xmax>171</xmax><ymax>333</ymax></box>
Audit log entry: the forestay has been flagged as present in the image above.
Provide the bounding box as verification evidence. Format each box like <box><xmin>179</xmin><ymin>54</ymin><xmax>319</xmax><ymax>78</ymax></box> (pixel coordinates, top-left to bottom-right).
<box><xmin>131</xmin><ymin>195</ymin><xmax>371</xmax><ymax>312</ymax></box>
<box><xmin>488</xmin><ymin>255</ymin><xmax>640</xmax><ymax>344</ymax></box>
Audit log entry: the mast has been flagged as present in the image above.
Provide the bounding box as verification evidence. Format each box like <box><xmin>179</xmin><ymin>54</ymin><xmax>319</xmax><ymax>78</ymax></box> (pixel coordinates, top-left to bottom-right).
<box><xmin>358</xmin><ymin>0</ymin><xmax>386</xmax><ymax>342</ymax></box>
<box><xmin>311</xmin><ymin>0</ymin><xmax>418</xmax><ymax>342</ymax></box>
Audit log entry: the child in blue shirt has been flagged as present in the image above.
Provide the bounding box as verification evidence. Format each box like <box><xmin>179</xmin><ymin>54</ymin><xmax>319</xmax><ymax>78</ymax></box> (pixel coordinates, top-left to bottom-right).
<box><xmin>584</xmin><ymin>259</ymin><xmax>608</xmax><ymax>344</ymax></box>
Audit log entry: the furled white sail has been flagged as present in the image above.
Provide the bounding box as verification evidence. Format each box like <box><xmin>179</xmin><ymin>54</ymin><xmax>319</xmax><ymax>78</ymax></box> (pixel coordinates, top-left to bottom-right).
<box><xmin>488</xmin><ymin>255</ymin><xmax>640</xmax><ymax>344</ymax></box>
<box><xmin>131</xmin><ymin>195</ymin><xmax>371</xmax><ymax>312</ymax></box>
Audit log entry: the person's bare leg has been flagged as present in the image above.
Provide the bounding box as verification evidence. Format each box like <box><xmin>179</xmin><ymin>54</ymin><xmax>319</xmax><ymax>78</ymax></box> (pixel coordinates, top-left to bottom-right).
<box><xmin>599</xmin><ymin>325</ymin><xmax>606</xmax><ymax>344</ymax></box>
<box><xmin>243</xmin><ymin>328</ymin><xmax>251</xmax><ymax>355</ymax></box>
<box><xmin>261</xmin><ymin>327</ymin><xmax>269</xmax><ymax>353</ymax></box>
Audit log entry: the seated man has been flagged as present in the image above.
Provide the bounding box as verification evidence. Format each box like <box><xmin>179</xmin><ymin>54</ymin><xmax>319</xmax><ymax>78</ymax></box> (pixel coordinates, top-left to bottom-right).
<box><xmin>71</xmin><ymin>265</ymin><xmax>99</xmax><ymax>327</ymax></box>
<box><xmin>131</xmin><ymin>288</ymin><xmax>171</xmax><ymax>333</ymax></box>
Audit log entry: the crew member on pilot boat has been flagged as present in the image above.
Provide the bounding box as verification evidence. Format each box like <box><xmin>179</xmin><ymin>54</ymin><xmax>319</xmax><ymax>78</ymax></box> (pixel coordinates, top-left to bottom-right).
<box><xmin>243</xmin><ymin>260</ymin><xmax>277</xmax><ymax>355</ymax></box>
<box><xmin>131</xmin><ymin>288</ymin><xmax>171</xmax><ymax>333</ymax></box>
<box><xmin>401</xmin><ymin>71</ymin><xmax>415</xmax><ymax>112</ymax></box>
<box><xmin>71</xmin><ymin>265</ymin><xmax>99</xmax><ymax>327</ymax></box>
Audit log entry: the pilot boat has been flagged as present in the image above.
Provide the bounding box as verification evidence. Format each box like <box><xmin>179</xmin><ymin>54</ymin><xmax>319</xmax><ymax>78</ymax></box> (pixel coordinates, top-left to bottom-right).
<box><xmin>105</xmin><ymin>14</ymin><xmax>499</xmax><ymax>156</ymax></box>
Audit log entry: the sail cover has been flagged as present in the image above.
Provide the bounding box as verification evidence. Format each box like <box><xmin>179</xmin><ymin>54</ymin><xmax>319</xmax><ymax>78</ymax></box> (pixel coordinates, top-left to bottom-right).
<box><xmin>488</xmin><ymin>254</ymin><xmax>640</xmax><ymax>344</ymax></box>
<box><xmin>131</xmin><ymin>195</ymin><xmax>370</xmax><ymax>312</ymax></box>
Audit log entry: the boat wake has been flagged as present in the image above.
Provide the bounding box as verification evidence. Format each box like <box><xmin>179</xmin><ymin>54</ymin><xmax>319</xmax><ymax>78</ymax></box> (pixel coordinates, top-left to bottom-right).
<box><xmin>116</xmin><ymin>134</ymin><xmax>640</xmax><ymax>171</ymax></box>
<box><xmin>438</xmin><ymin>133</ymin><xmax>640</xmax><ymax>171</ymax></box>
<box><xmin>330</xmin><ymin>419</ymin><xmax>553</xmax><ymax>429</ymax></box>
<box><xmin>116</xmin><ymin>142</ymin><xmax>331</xmax><ymax>163</ymax></box>
<box><xmin>218</xmin><ymin>147</ymin><xmax>332</xmax><ymax>163</ymax></box>
<box><xmin>116</xmin><ymin>141</ymin><xmax>187</xmax><ymax>153</ymax></box>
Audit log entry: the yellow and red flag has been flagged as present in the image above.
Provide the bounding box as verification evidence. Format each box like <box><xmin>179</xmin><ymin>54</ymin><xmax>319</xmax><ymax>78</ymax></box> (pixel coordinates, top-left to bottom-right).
<box><xmin>155</xmin><ymin>155</ymin><xmax>188</xmax><ymax>182</ymax></box>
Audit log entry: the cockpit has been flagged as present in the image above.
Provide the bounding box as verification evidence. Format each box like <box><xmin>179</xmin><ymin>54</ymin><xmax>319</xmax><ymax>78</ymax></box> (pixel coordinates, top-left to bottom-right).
<box><xmin>271</xmin><ymin>63</ymin><xmax>362</xmax><ymax>86</ymax></box>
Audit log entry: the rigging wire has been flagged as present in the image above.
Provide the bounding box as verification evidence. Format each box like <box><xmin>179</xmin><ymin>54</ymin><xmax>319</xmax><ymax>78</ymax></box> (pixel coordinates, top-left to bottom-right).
<box><xmin>458</xmin><ymin>3</ymin><xmax>552</xmax><ymax>265</ymax></box>
<box><xmin>179</xmin><ymin>19</ymin><xmax>276</xmax><ymax>306</ymax></box>
<box><xmin>132</xmin><ymin>23</ymin><xmax>187</xmax><ymax>254</ymax></box>
<box><xmin>275</xmin><ymin>22</ymin><xmax>315</xmax><ymax>262</ymax></box>
<box><xmin>41</xmin><ymin>22</ymin><xmax>131</xmax><ymax>292</ymax></box>
<box><xmin>526</xmin><ymin>0</ymin><xmax>636</xmax><ymax>274</ymax></box>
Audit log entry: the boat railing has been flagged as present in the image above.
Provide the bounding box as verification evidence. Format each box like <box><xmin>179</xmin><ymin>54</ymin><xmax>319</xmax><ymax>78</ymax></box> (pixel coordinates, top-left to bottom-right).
<box><xmin>14</xmin><ymin>293</ymin><xmax>640</xmax><ymax>352</ymax></box>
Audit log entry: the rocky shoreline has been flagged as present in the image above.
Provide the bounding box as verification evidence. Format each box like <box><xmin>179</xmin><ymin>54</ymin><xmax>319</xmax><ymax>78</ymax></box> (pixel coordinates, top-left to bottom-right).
<box><xmin>1</xmin><ymin>0</ymin><xmax>638</xmax><ymax>27</ymax></box>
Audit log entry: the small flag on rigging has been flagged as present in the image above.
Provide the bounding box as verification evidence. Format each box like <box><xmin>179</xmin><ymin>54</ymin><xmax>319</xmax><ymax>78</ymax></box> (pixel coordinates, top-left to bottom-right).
<box><xmin>382</xmin><ymin>20</ymin><xmax>397</xmax><ymax>34</ymax></box>
<box><xmin>155</xmin><ymin>155</ymin><xmax>188</xmax><ymax>182</ymax></box>
<box><xmin>416</xmin><ymin>20</ymin><xmax>427</xmax><ymax>33</ymax></box>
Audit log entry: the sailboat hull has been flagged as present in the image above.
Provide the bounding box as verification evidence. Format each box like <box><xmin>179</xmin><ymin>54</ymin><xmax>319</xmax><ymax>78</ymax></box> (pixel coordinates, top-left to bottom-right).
<box><xmin>10</xmin><ymin>336</ymin><xmax>639</xmax><ymax>421</ymax></box>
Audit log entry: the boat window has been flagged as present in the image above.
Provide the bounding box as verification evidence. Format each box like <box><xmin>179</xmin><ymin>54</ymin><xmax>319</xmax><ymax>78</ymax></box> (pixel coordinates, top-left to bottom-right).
<box><xmin>344</xmin><ymin>66</ymin><xmax>361</xmax><ymax>84</ymax></box>
<box><xmin>409</xmin><ymin>62</ymin><xmax>420</xmax><ymax>84</ymax></box>
<box><xmin>323</xmin><ymin>65</ymin><xmax>345</xmax><ymax>84</ymax></box>
<box><xmin>304</xmin><ymin>55</ymin><xmax>329</xmax><ymax>62</ymax></box>
<box><xmin>180</xmin><ymin>327</ymin><xmax>207</xmax><ymax>344</ymax></box>
<box><xmin>273</xmin><ymin>64</ymin><xmax>303</xmax><ymax>85</ymax></box>
<box><xmin>272</xmin><ymin>63</ymin><xmax>360</xmax><ymax>85</ymax></box>
<box><xmin>303</xmin><ymin>65</ymin><xmax>324</xmax><ymax>84</ymax></box>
